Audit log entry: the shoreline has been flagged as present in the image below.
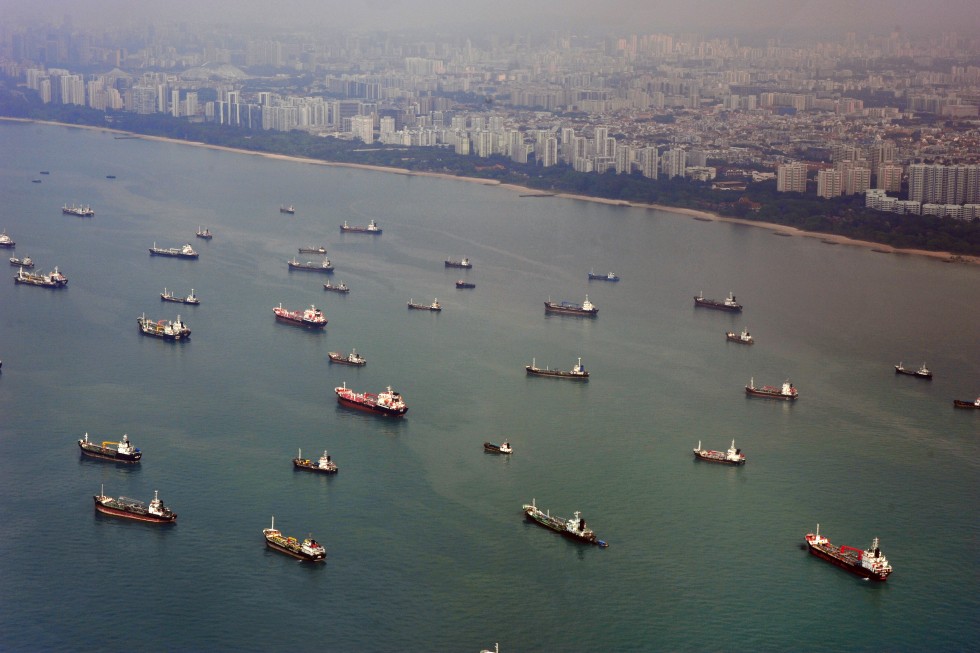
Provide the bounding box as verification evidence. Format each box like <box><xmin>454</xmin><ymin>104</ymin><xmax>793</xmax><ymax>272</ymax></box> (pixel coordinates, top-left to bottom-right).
<box><xmin>7</xmin><ymin>117</ymin><xmax>977</xmax><ymax>266</ymax></box>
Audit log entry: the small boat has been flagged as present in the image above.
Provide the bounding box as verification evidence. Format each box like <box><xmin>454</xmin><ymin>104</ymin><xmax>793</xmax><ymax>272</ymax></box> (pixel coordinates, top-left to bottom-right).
<box><xmin>263</xmin><ymin>516</ymin><xmax>326</xmax><ymax>561</ymax></box>
<box><xmin>106</xmin><ymin>175</ymin><xmax>116</xmax><ymax>179</ymax></box>
<box><xmin>544</xmin><ymin>295</ymin><xmax>597</xmax><ymax>317</ymax></box>
<box><xmin>726</xmin><ymin>328</ymin><xmax>754</xmax><ymax>344</ymax></box>
<box><xmin>804</xmin><ymin>524</ymin><xmax>892</xmax><ymax>581</ymax></box>
<box><xmin>288</xmin><ymin>257</ymin><xmax>333</xmax><ymax>273</ymax></box>
<box><xmin>40</xmin><ymin>171</ymin><xmax>50</xmax><ymax>175</ymax></box>
<box><xmin>895</xmin><ymin>362</ymin><xmax>932</xmax><ymax>379</ymax></box>
<box><xmin>340</xmin><ymin>219</ymin><xmax>381</xmax><ymax>234</ymax></box>
<box><xmin>273</xmin><ymin>303</ymin><xmax>327</xmax><ymax>328</ymax></box>
<box><xmin>445</xmin><ymin>257</ymin><xmax>472</xmax><ymax>269</ymax></box>
<box><xmin>455</xmin><ymin>280</ymin><xmax>476</xmax><ymax>289</ymax></box>
<box><xmin>522</xmin><ymin>499</ymin><xmax>608</xmax><ymax>547</ymax></box>
<box><xmin>78</xmin><ymin>432</ymin><xmax>142</xmax><ymax>463</ymax></box>
<box><xmin>293</xmin><ymin>448</ymin><xmax>338</xmax><ymax>474</ymax></box>
<box><xmin>32</xmin><ymin>179</ymin><xmax>41</xmax><ymax>183</ymax></box>
<box><xmin>137</xmin><ymin>313</ymin><xmax>191</xmax><ymax>340</ymax></box>
<box><xmin>149</xmin><ymin>243</ymin><xmax>199</xmax><ymax>258</ymax></box>
<box><xmin>323</xmin><ymin>280</ymin><xmax>350</xmax><ymax>294</ymax></box>
<box><xmin>588</xmin><ymin>269</ymin><xmax>620</xmax><ymax>282</ymax></box>
<box><xmin>195</xmin><ymin>226</ymin><xmax>212</xmax><ymax>240</ymax></box>
<box><xmin>161</xmin><ymin>288</ymin><xmax>200</xmax><ymax>305</ymax></box>
<box><xmin>299</xmin><ymin>246</ymin><xmax>327</xmax><ymax>255</ymax></box>
<box><xmin>525</xmin><ymin>357</ymin><xmax>589</xmax><ymax>381</ymax></box>
<box><xmin>335</xmin><ymin>382</ymin><xmax>408</xmax><ymax>417</ymax></box>
<box><xmin>280</xmin><ymin>205</ymin><xmax>295</xmax><ymax>214</ymax></box>
<box><xmin>953</xmin><ymin>397</ymin><xmax>980</xmax><ymax>409</ymax></box>
<box><xmin>14</xmin><ymin>266</ymin><xmax>68</xmax><ymax>288</ymax></box>
<box><xmin>62</xmin><ymin>203</ymin><xmax>95</xmax><ymax>217</ymax></box>
<box><xmin>483</xmin><ymin>441</ymin><xmax>512</xmax><ymax>454</ymax></box>
<box><xmin>694</xmin><ymin>291</ymin><xmax>742</xmax><ymax>312</ymax></box>
<box><xmin>328</xmin><ymin>349</ymin><xmax>366</xmax><ymax>366</ymax></box>
<box><xmin>408</xmin><ymin>298</ymin><xmax>441</xmax><ymax>311</ymax></box>
<box><xmin>693</xmin><ymin>439</ymin><xmax>745</xmax><ymax>465</ymax></box>
<box><xmin>0</xmin><ymin>230</ymin><xmax>15</xmax><ymax>248</ymax></box>
<box><xmin>745</xmin><ymin>377</ymin><xmax>798</xmax><ymax>400</ymax></box>
<box><xmin>94</xmin><ymin>487</ymin><xmax>176</xmax><ymax>524</ymax></box>
<box><xmin>9</xmin><ymin>255</ymin><xmax>34</xmax><ymax>269</ymax></box>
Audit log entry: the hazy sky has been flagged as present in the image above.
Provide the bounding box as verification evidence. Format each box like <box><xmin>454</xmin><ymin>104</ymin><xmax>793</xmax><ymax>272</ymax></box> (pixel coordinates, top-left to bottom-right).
<box><xmin>4</xmin><ymin>0</ymin><xmax>979</xmax><ymax>36</ymax></box>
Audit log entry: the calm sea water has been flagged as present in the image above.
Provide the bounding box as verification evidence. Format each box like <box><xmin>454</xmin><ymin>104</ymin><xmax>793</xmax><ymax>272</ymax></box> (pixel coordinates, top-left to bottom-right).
<box><xmin>0</xmin><ymin>121</ymin><xmax>978</xmax><ymax>652</ymax></box>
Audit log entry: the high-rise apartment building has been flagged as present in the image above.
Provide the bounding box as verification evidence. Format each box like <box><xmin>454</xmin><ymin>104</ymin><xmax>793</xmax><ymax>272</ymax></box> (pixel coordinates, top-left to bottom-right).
<box><xmin>817</xmin><ymin>169</ymin><xmax>843</xmax><ymax>198</ymax></box>
<box><xmin>661</xmin><ymin>148</ymin><xmax>687</xmax><ymax>179</ymax></box>
<box><xmin>909</xmin><ymin>164</ymin><xmax>980</xmax><ymax>205</ymax></box>
<box><xmin>776</xmin><ymin>162</ymin><xmax>808</xmax><ymax>193</ymax></box>
<box><xmin>876</xmin><ymin>164</ymin><xmax>903</xmax><ymax>193</ymax></box>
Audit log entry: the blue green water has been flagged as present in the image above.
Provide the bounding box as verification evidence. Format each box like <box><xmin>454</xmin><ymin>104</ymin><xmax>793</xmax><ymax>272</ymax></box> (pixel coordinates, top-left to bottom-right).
<box><xmin>0</xmin><ymin>121</ymin><xmax>978</xmax><ymax>652</ymax></box>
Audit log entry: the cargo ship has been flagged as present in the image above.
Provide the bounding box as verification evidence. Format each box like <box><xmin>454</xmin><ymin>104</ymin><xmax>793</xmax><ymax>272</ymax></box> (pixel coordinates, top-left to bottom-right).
<box><xmin>455</xmin><ymin>280</ymin><xmax>475</xmax><ymax>289</ymax></box>
<box><xmin>726</xmin><ymin>328</ymin><xmax>754</xmax><ymax>344</ymax></box>
<box><xmin>445</xmin><ymin>257</ymin><xmax>472</xmax><ymax>269</ymax></box>
<box><xmin>522</xmin><ymin>499</ymin><xmax>608</xmax><ymax>547</ymax></box>
<box><xmin>323</xmin><ymin>280</ymin><xmax>350</xmax><ymax>294</ymax></box>
<box><xmin>195</xmin><ymin>226</ymin><xmax>212</xmax><ymax>240</ymax></box>
<box><xmin>62</xmin><ymin>203</ymin><xmax>95</xmax><ymax>217</ymax></box>
<box><xmin>693</xmin><ymin>439</ymin><xmax>745</xmax><ymax>465</ymax></box>
<box><xmin>273</xmin><ymin>303</ymin><xmax>326</xmax><ymax>329</ymax></box>
<box><xmin>525</xmin><ymin>357</ymin><xmax>589</xmax><ymax>381</ymax></box>
<box><xmin>78</xmin><ymin>432</ymin><xmax>142</xmax><ymax>463</ymax></box>
<box><xmin>588</xmin><ymin>270</ymin><xmax>619</xmax><ymax>282</ymax></box>
<box><xmin>280</xmin><ymin>205</ymin><xmax>295</xmax><ymax>214</ymax></box>
<box><xmin>483</xmin><ymin>441</ymin><xmax>512</xmax><ymax>454</ymax></box>
<box><xmin>138</xmin><ymin>313</ymin><xmax>190</xmax><ymax>340</ymax></box>
<box><xmin>161</xmin><ymin>288</ymin><xmax>200</xmax><ymax>305</ymax></box>
<box><xmin>9</xmin><ymin>255</ymin><xmax>34</xmax><ymax>268</ymax></box>
<box><xmin>804</xmin><ymin>524</ymin><xmax>893</xmax><ymax>581</ymax></box>
<box><xmin>745</xmin><ymin>377</ymin><xmax>797</xmax><ymax>400</ymax></box>
<box><xmin>149</xmin><ymin>243</ymin><xmax>198</xmax><ymax>259</ymax></box>
<box><xmin>335</xmin><ymin>382</ymin><xmax>407</xmax><ymax>417</ymax></box>
<box><xmin>288</xmin><ymin>257</ymin><xmax>333</xmax><ymax>273</ymax></box>
<box><xmin>953</xmin><ymin>397</ymin><xmax>980</xmax><ymax>409</ymax></box>
<box><xmin>340</xmin><ymin>219</ymin><xmax>381</xmax><ymax>234</ymax></box>
<box><xmin>544</xmin><ymin>295</ymin><xmax>597</xmax><ymax>317</ymax></box>
<box><xmin>14</xmin><ymin>266</ymin><xmax>68</xmax><ymax>288</ymax></box>
<box><xmin>408</xmin><ymin>298</ymin><xmax>441</xmax><ymax>311</ymax></box>
<box><xmin>299</xmin><ymin>246</ymin><xmax>327</xmax><ymax>255</ymax></box>
<box><xmin>0</xmin><ymin>230</ymin><xmax>15</xmax><ymax>248</ymax></box>
<box><xmin>94</xmin><ymin>487</ymin><xmax>176</xmax><ymax>523</ymax></box>
<box><xmin>694</xmin><ymin>291</ymin><xmax>742</xmax><ymax>312</ymax></box>
<box><xmin>895</xmin><ymin>362</ymin><xmax>932</xmax><ymax>379</ymax></box>
<box><xmin>293</xmin><ymin>449</ymin><xmax>338</xmax><ymax>474</ymax></box>
<box><xmin>263</xmin><ymin>516</ymin><xmax>326</xmax><ymax>561</ymax></box>
<box><xmin>328</xmin><ymin>349</ymin><xmax>366</xmax><ymax>366</ymax></box>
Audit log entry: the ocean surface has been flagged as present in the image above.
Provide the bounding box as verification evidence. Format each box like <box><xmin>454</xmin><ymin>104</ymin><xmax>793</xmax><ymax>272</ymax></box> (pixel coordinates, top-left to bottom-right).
<box><xmin>0</xmin><ymin>121</ymin><xmax>978</xmax><ymax>652</ymax></box>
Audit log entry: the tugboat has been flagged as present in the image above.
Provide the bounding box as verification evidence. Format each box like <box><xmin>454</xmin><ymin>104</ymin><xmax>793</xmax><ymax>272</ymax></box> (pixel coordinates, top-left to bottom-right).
<box><xmin>323</xmin><ymin>280</ymin><xmax>350</xmax><ymax>294</ymax></box>
<box><xmin>149</xmin><ymin>243</ymin><xmax>199</xmax><ymax>259</ymax></box>
<box><xmin>138</xmin><ymin>313</ymin><xmax>190</xmax><ymax>340</ymax></box>
<box><xmin>953</xmin><ymin>397</ymin><xmax>980</xmax><ymax>409</ymax></box>
<box><xmin>588</xmin><ymin>269</ymin><xmax>620</xmax><ymax>282</ymax></box>
<box><xmin>195</xmin><ymin>226</ymin><xmax>212</xmax><ymax>240</ymax></box>
<box><xmin>280</xmin><ymin>205</ymin><xmax>296</xmax><ymax>214</ymax></box>
<box><xmin>262</xmin><ymin>516</ymin><xmax>326</xmax><ymax>561</ymax></box>
<box><xmin>525</xmin><ymin>357</ymin><xmax>589</xmax><ymax>381</ymax></box>
<box><xmin>334</xmin><ymin>382</ymin><xmax>408</xmax><ymax>417</ymax></box>
<box><xmin>445</xmin><ymin>257</ymin><xmax>472</xmax><ymax>269</ymax></box>
<box><xmin>408</xmin><ymin>298</ymin><xmax>442</xmax><ymax>312</ymax></box>
<box><xmin>9</xmin><ymin>255</ymin><xmax>34</xmax><ymax>268</ymax></box>
<box><xmin>62</xmin><ymin>203</ymin><xmax>95</xmax><ymax>217</ymax></box>
<box><xmin>299</xmin><ymin>246</ymin><xmax>327</xmax><ymax>255</ymax></box>
<box><xmin>455</xmin><ymin>280</ymin><xmax>476</xmax><ymax>289</ymax></box>
<box><xmin>895</xmin><ymin>362</ymin><xmax>932</xmax><ymax>379</ymax></box>
<box><xmin>522</xmin><ymin>499</ymin><xmax>608</xmax><ymax>547</ymax></box>
<box><xmin>14</xmin><ymin>266</ymin><xmax>68</xmax><ymax>288</ymax></box>
<box><xmin>483</xmin><ymin>441</ymin><xmax>513</xmax><ymax>454</ymax></box>
<box><xmin>694</xmin><ymin>291</ymin><xmax>742</xmax><ymax>312</ymax></box>
<box><xmin>693</xmin><ymin>439</ymin><xmax>745</xmax><ymax>465</ymax></box>
<box><xmin>804</xmin><ymin>524</ymin><xmax>893</xmax><ymax>581</ymax></box>
<box><xmin>161</xmin><ymin>288</ymin><xmax>200</xmax><ymax>305</ymax></box>
<box><xmin>293</xmin><ymin>449</ymin><xmax>338</xmax><ymax>474</ymax></box>
<box><xmin>544</xmin><ymin>295</ymin><xmax>598</xmax><ymax>317</ymax></box>
<box><xmin>0</xmin><ymin>230</ymin><xmax>15</xmax><ymax>248</ymax></box>
<box><xmin>340</xmin><ymin>219</ymin><xmax>381</xmax><ymax>234</ymax></box>
<box><xmin>726</xmin><ymin>328</ymin><xmax>754</xmax><ymax>344</ymax></box>
<box><xmin>94</xmin><ymin>487</ymin><xmax>176</xmax><ymax>523</ymax></box>
<box><xmin>273</xmin><ymin>303</ymin><xmax>327</xmax><ymax>329</ymax></box>
<box><xmin>288</xmin><ymin>257</ymin><xmax>333</xmax><ymax>273</ymax></box>
<box><xmin>328</xmin><ymin>349</ymin><xmax>366</xmax><ymax>366</ymax></box>
<box><xmin>78</xmin><ymin>433</ymin><xmax>142</xmax><ymax>463</ymax></box>
<box><xmin>745</xmin><ymin>377</ymin><xmax>798</xmax><ymax>400</ymax></box>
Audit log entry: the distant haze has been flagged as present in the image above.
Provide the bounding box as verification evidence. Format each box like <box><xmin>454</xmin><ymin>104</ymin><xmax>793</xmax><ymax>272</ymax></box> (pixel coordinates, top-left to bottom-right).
<box><xmin>4</xmin><ymin>0</ymin><xmax>980</xmax><ymax>36</ymax></box>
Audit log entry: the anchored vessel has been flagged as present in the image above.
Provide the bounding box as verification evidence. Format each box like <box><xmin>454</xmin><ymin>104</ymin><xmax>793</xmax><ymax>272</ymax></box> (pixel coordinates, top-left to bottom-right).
<box><xmin>14</xmin><ymin>266</ymin><xmax>68</xmax><ymax>288</ymax></box>
<box><xmin>161</xmin><ymin>288</ymin><xmax>200</xmax><ymax>305</ymax></box>
<box><xmin>483</xmin><ymin>441</ymin><xmax>513</xmax><ymax>454</ymax></box>
<box><xmin>94</xmin><ymin>488</ymin><xmax>176</xmax><ymax>523</ymax></box>
<box><xmin>895</xmin><ymin>362</ymin><xmax>932</xmax><ymax>379</ymax></box>
<box><xmin>693</xmin><ymin>439</ymin><xmax>745</xmax><ymax>465</ymax></box>
<box><xmin>408</xmin><ymin>298</ymin><xmax>442</xmax><ymax>311</ymax></box>
<box><xmin>263</xmin><ymin>516</ymin><xmax>326</xmax><ymax>561</ymax></box>
<box><xmin>455</xmin><ymin>280</ymin><xmax>476</xmax><ymax>289</ymax></box>
<box><xmin>0</xmin><ymin>230</ymin><xmax>15</xmax><ymax>248</ymax></box>
<box><xmin>445</xmin><ymin>257</ymin><xmax>472</xmax><ymax>269</ymax></box>
<box><xmin>280</xmin><ymin>205</ymin><xmax>295</xmax><ymax>214</ymax></box>
<box><xmin>273</xmin><ymin>303</ymin><xmax>326</xmax><ymax>328</ymax></box>
<box><xmin>149</xmin><ymin>243</ymin><xmax>198</xmax><ymax>259</ymax></box>
<box><xmin>288</xmin><ymin>257</ymin><xmax>333</xmax><ymax>273</ymax></box>
<box><xmin>525</xmin><ymin>357</ymin><xmax>589</xmax><ymax>381</ymax></box>
<box><xmin>78</xmin><ymin>433</ymin><xmax>142</xmax><ymax>463</ymax></box>
<box><xmin>726</xmin><ymin>328</ymin><xmax>754</xmax><ymax>344</ymax></box>
<box><xmin>62</xmin><ymin>203</ymin><xmax>95</xmax><ymax>217</ymax></box>
<box><xmin>544</xmin><ymin>295</ymin><xmax>598</xmax><ymax>317</ymax></box>
<box><xmin>328</xmin><ymin>349</ymin><xmax>366</xmax><ymax>366</ymax></box>
<box><xmin>9</xmin><ymin>255</ymin><xmax>33</xmax><ymax>268</ymax></box>
<box><xmin>695</xmin><ymin>291</ymin><xmax>742</xmax><ymax>312</ymax></box>
<box><xmin>340</xmin><ymin>219</ymin><xmax>381</xmax><ymax>234</ymax></box>
<box><xmin>335</xmin><ymin>382</ymin><xmax>408</xmax><ymax>417</ymax></box>
<box><xmin>588</xmin><ymin>270</ymin><xmax>620</xmax><ymax>282</ymax></box>
<box><xmin>953</xmin><ymin>397</ymin><xmax>980</xmax><ymax>409</ymax></box>
<box><xmin>299</xmin><ymin>246</ymin><xmax>327</xmax><ymax>255</ymax></box>
<box><xmin>804</xmin><ymin>525</ymin><xmax>893</xmax><ymax>581</ymax></box>
<box><xmin>137</xmin><ymin>313</ymin><xmax>190</xmax><ymax>340</ymax></box>
<box><xmin>323</xmin><ymin>280</ymin><xmax>350</xmax><ymax>294</ymax></box>
<box><xmin>293</xmin><ymin>449</ymin><xmax>338</xmax><ymax>474</ymax></box>
<box><xmin>745</xmin><ymin>377</ymin><xmax>798</xmax><ymax>400</ymax></box>
<box><xmin>522</xmin><ymin>499</ymin><xmax>608</xmax><ymax>547</ymax></box>
<box><xmin>195</xmin><ymin>226</ymin><xmax>212</xmax><ymax>240</ymax></box>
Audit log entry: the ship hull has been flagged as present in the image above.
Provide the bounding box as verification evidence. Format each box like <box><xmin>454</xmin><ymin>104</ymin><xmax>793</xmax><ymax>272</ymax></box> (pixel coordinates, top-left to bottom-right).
<box><xmin>328</xmin><ymin>354</ymin><xmax>365</xmax><ymax>366</ymax></box>
<box><xmin>149</xmin><ymin>250</ymin><xmax>198</xmax><ymax>259</ymax></box>
<box><xmin>526</xmin><ymin>367</ymin><xmax>589</xmax><ymax>381</ymax></box>
<box><xmin>543</xmin><ymin>304</ymin><xmax>597</xmax><ymax>317</ymax></box>
<box><xmin>483</xmin><ymin>443</ymin><xmax>511</xmax><ymax>454</ymax></box>
<box><xmin>693</xmin><ymin>452</ymin><xmax>744</xmax><ymax>465</ymax></box>
<box><xmin>806</xmin><ymin>544</ymin><xmax>889</xmax><ymax>581</ymax></box>
<box><xmin>524</xmin><ymin>511</ymin><xmax>599</xmax><ymax>546</ymax></box>
<box><xmin>93</xmin><ymin>498</ymin><xmax>176</xmax><ymax>523</ymax></box>
<box><xmin>293</xmin><ymin>460</ymin><xmax>338</xmax><ymax>474</ymax></box>
<box><xmin>694</xmin><ymin>298</ymin><xmax>741</xmax><ymax>312</ymax></box>
<box><xmin>745</xmin><ymin>388</ymin><xmax>797</xmax><ymax>400</ymax></box>
<box><xmin>288</xmin><ymin>264</ymin><xmax>333</xmax><ymax>273</ymax></box>
<box><xmin>336</xmin><ymin>395</ymin><xmax>407</xmax><ymax>417</ymax></box>
<box><xmin>79</xmin><ymin>443</ymin><xmax>141</xmax><ymax>463</ymax></box>
<box><xmin>14</xmin><ymin>277</ymin><xmax>67</xmax><ymax>288</ymax></box>
<box><xmin>275</xmin><ymin>315</ymin><xmax>326</xmax><ymax>329</ymax></box>
<box><xmin>264</xmin><ymin>538</ymin><xmax>325</xmax><ymax>561</ymax></box>
<box><xmin>953</xmin><ymin>400</ymin><xmax>979</xmax><ymax>409</ymax></box>
<box><xmin>895</xmin><ymin>368</ymin><xmax>932</xmax><ymax>379</ymax></box>
<box><xmin>455</xmin><ymin>282</ymin><xmax>475</xmax><ymax>289</ymax></box>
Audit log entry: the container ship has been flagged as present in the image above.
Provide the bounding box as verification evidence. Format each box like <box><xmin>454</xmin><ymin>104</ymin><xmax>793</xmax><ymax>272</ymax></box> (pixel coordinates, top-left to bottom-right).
<box><xmin>14</xmin><ymin>266</ymin><xmax>68</xmax><ymax>288</ymax></box>
<box><xmin>693</xmin><ymin>439</ymin><xmax>745</xmax><ymax>465</ymax></box>
<box><xmin>522</xmin><ymin>499</ymin><xmax>608</xmax><ymax>547</ymax></box>
<box><xmin>544</xmin><ymin>295</ymin><xmax>597</xmax><ymax>317</ymax></box>
<box><xmin>340</xmin><ymin>219</ymin><xmax>381</xmax><ymax>234</ymax></box>
<box><xmin>94</xmin><ymin>488</ymin><xmax>176</xmax><ymax>523</ymax></box>
<box><xmin>694</xmin><ymin>291</ymin><xmax>742</xmax><ymax>312</ymax></box>
<box><xmin>445</xmin><ymin>257</ymin><xmax>472</xmax><ymax>269</ymax></box>
<box><xmin>895</xmin><ymin>362</ymin><xmax>932</xmax><ymax>379</ymax></box>
<box><xmin>263</xmin><ymin>517</ymin><xmax>325</xmax><ymax>561</ymax></box>
<box><xmin>525</xmin><ymin>357</ymin><xmax>589</xmax><ymax>381</ymax></box>
<box><xmin>335</xmin><ymin>382</ymin><xmax>407</xmax><ymax>417</ymax></box>
<box><xmin>78</xmin><ymin>433</ymin><xmax>141</xmax><ymax>463</ymax></box>
<box><xmin>138</xmin><ymin>313</ymin><xmax>190</xmax><ymax>340</ymax></box>
<box><xmin>293</xmin><ymin>449</ymin><xmax>338</xmax><ymax>474</ymax></box>
<box><xmin>149</xmin><ymin>243</ymin><xmax>198</xmax><ymax>259</ymax></box>
<box><xmin>745</xmin><ymin>377</ymin><xmax>798</xmax><ymax>400</ymax></box>
<box><xmin>804</xmin><ymin>524</ymin><xmax>893</xmax><ymax>581</ymax></box>
<box><xmin>273</xmin><ymin>303</ymin><xmax>326</xmax><ymax>329</ymax></box>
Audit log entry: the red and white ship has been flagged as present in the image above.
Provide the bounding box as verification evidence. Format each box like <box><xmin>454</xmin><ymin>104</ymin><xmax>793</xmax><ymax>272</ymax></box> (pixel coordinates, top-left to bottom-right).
<box><xmin>93</xmin><ymin>487</ymin><xmax>176</xmax><ymax>523</ymax></box>
<box><xmin>745</xmin><ymin>377</ymin><xmax>798</xmax><ymax>400</ymax></box>
<box><xmin>273</xmin><ymin>303</ymin><xmax>326</xmax><ymax>328</ymax></box>
<box><xmin>335</xmin><ymin>382</ymin><xmax>407</xmax><ymax>417</ymax></box>
<box><xmin>804</xmin><ymin>524</ymin><xmax>893</xmax><ymax>581</ymax></box>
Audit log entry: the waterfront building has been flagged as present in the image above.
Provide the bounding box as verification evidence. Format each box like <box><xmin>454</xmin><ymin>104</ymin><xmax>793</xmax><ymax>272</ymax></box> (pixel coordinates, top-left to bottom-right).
<box><xmin>777</xmin><ymin>162</ymin><xmax>808</xmax><ymax>193</ymax></box>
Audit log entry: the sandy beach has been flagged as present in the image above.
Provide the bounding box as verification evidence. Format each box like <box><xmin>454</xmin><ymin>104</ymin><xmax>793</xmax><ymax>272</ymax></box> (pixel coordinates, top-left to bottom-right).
<box><xmin>8</xmin><ymin>117</ymin><xmax>978</xmax><ymax>266</ymax></box>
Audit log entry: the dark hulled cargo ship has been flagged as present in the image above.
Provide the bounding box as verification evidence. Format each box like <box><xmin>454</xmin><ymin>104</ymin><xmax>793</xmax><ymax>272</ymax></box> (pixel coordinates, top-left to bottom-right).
<box><xmin>94</xmin><ymin>488</ymin><xmax>176</xmax><ymax>523</ymax></box>
<box><xmin>804</xmin><ymin>525</ymin><xmax>893</xmax><ymax>581</ymax></box>
<box><xmin>522</xmin><ymin>499</ymin><xmax>607</xmax><ymax>547</ymax></box>
<box><xmin>263</xmin><ymin>516</ymin><xmax>326</xmax><ymax>561</ymax></box>
<box><xmin>78</xmin><ymin>433</ymin><xmax>141</xmax><ymax>463</ymax></box>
